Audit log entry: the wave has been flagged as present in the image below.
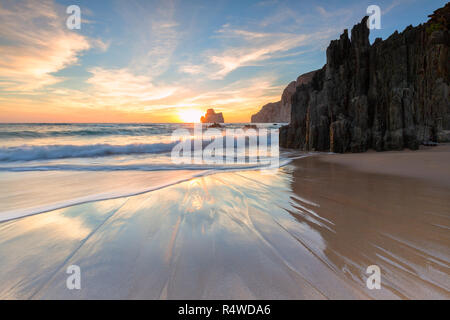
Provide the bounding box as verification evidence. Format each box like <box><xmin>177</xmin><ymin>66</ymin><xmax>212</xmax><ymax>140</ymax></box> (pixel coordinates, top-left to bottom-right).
<box><xmin>0</xmin><ymin>162</ymin><xmax>282</xmax><ymax>172</ymax></box>
<box><xmin>0</xmin><ymin>128</ymin><xmax>169</xmax><ymax>138</ymax></box>
<box><xmin>0</xmin><ymin>143</ymin><xmax>178</xmax><ymax>162</ymax></box>
<box><xmin>0</xmin><ymin>135</ymin><xmax>281</xmax><ymax>162</ymax></box>
<box><xmin>0</xmin><ymin>123</ymin><xmax>283</xmax><ymax>139</ymax></box>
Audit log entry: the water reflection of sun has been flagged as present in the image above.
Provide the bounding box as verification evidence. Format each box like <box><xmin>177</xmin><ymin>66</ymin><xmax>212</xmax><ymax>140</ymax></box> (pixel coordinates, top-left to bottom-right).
<box><xmin>178</xmin><ymin>109</ymin><xmax>203</xmax><ymax>123</ymax></box>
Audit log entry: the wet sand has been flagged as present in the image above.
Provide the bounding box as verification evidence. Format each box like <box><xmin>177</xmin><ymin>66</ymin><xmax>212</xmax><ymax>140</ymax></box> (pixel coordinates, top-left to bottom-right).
<box><xmin>0</xmin><ymin>147</ymin><xmax>449</xmax><ymax>299</ymax></box>
<box><xmin>0</xmin><ymin>170</ymin><xmax>208</xmax><ymax>222</ymax></box>
<box><xmin>288</xmin><ymin>146</ymin><xmax>450</xmax><ymax>299</ymax></box>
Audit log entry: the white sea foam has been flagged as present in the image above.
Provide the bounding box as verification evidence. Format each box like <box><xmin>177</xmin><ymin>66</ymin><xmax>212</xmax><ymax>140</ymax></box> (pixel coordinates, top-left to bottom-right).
<box><xmin>0</xmin><ymin>142</ymin><xmax>179</xmax><ymax>162</ymax></box>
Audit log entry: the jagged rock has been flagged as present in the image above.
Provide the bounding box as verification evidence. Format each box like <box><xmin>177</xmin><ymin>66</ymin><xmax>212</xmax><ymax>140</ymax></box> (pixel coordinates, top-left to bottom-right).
<box><xmin>201</xmin><ymin>109</ymin><xmax>224</xmax><ymax>123</ymax></box>
<box><xmin>281</xmin><ymin>3</ymin><xmax>450</xmax><ymax>153</ymax></box>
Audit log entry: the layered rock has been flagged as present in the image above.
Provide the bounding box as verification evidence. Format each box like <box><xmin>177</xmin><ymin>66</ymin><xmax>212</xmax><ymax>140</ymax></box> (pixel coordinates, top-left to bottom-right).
<box><xmin>280</xmin><ymin>4</ymin><xmax>450</xmax><ymax>153</ymax></box>
<box><xmin>201</xmin><ymin>109</ymin><xmax>224</xmax><ymax>123</ymax></box>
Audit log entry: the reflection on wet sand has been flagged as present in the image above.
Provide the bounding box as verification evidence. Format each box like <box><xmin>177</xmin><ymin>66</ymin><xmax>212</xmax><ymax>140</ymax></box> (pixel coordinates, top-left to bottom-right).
<box><xmin>0</xmin><ymin>155</ymin><xmax>449</xmax><ymax>299</ymax></box>
<box><xmin>288</xmin><ymin>156</ymin><xmax>450</xmax><ymax>299</ymax></box>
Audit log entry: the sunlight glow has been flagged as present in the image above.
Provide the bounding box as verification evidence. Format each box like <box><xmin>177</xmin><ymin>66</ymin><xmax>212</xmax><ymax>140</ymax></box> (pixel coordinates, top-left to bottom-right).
<box><xmin>178</xmin><ymin>109</ymin><xmax>203</xmax><ymax>123</ymax></box>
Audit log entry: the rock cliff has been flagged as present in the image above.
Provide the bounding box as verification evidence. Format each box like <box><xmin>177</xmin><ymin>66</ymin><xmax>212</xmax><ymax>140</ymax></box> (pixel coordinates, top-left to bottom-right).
<box><xmin>280</xmin><ymin>4</ymin><xmax>450</xmax><ymax>152</ymax></box>
<box><xmin>251</xmin><ymin>81</ymin><xmax>297</xmax><ymax>123</ymax></box>
<box><xmin>201</xmin><ymin>109</ymin><xmax>224</xmax><ymax>123</ymax></box>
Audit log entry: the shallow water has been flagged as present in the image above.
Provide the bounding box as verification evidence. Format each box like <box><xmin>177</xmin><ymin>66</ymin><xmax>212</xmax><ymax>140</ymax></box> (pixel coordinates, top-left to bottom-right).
<box><xmin>0</xmin><ymin>157</ymin><xmax>448</xmax><ymax>299</ymax></box>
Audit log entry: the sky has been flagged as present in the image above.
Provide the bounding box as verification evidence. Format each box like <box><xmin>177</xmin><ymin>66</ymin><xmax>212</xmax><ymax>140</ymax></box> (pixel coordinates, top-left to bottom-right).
<box><xmin>0</xmin><ymin>0</ymin><xmax>446</xmax><ymax>123</ymax></box>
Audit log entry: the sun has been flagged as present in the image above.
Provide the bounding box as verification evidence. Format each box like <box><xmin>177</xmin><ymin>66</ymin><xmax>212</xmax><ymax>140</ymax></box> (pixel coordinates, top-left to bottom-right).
<box><xmin>178</xmin><ymin>109</ymin><xmax>203</xmax><ymax>123</ymax></box>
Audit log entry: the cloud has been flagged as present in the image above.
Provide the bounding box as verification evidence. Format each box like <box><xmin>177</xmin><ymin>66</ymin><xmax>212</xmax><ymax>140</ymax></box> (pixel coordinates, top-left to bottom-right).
<box><xmin>179</xmin><ymin>64</ymin><xmax>204</xmax><ymax>75</ymax></box>
<box><xmin>209</xmin><ymin>33</ymin><xmax>309</xmax><ymax>79</ymax></box>
<box><xmin>383</xmin><ymin>0</ymin><xmax>413</xmax><ymax>15</ymax></box>
<box><xmin>84</xmin><ymin>68</ymin><xmax>282</xmax><ymax>115</ymax></box>
<box><xmin>180</xmin><ymin>25</ymin><xmax>335</xmax><ymax>80</ymax></box>
<box><xmin>178</xmin><ymin>75</ymin><xmax>285</xmax><ymax>119</ymax></box>
<box><xmin>316</xmin><ymin>6</ymin><xmax>353</xmax><ymax>18</ymax></box>
<box><xmin>86</xmin><ymin>67</ymin><xmax>178</xmax><ymax>102</ymax></box>
<box><xmin>0</xmin><ymin>71</ymin><xmax>284</xmax><ymax>122</ymax></box>
<box><xmin>256</xmin><ymin>0</ymin><xmax>279</xmax><ymax>7</ymax></box>
<box><xmin>90</xmin><ymin>38</ymin><xmax>110</xmax><ymax>52</ymax></box>
<box><xmin>259</xmin><ymin>7</ymin><xmax>303</xmax><ymax>28</ymax></box>
<box><xmin>120</xmin><ymin>0</ymin><xmax>180</xmax><ymax>76</ymax></box>
<box><xmin>0</xmin><ymin>0</ymin><xmax>92</xmax><ymax>92</ymax></box>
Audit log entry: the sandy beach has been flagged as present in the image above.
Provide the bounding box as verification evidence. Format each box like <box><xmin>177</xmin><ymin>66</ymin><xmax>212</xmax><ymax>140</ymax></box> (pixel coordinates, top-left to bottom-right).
<box><xmin>0</xmin><ymin>145</ymin><xmax>449</xmax><ymax>299</ymax></box>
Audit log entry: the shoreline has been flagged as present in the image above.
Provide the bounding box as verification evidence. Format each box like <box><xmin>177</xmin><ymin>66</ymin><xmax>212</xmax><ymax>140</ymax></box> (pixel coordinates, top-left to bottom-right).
<box><xmin>0</xmin><ymin>144</ymin><xmax>449</xmax><ymax>299</ymax></box>
<box><xmin>316</xmin><ymin>144</ymin><xmax>450</xmax><ymax>188</ymax></box>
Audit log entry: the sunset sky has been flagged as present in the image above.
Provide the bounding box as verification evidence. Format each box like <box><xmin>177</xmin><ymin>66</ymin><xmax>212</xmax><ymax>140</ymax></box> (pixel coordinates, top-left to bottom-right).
<box><xmin>0</xmin><ymin>0</ymin><xmax>446</xmax><ymax>123</ymax></box>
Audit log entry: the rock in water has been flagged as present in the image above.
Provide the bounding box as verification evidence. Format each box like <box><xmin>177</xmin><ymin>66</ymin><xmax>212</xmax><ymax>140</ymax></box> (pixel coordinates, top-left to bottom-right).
<box><xmin>201</xmin><ymin>109</ymin><xmax>224</xmax><ymax>123</ymax></box>
<box><xmin>207</xmin><ymin>123</ymin><xmax>223</xmax><ymax>129</ymax></box>
<box><xmin>280</xmin><ymin>3</ymin><xmax>450</xmax><ymax>153</ymax></box>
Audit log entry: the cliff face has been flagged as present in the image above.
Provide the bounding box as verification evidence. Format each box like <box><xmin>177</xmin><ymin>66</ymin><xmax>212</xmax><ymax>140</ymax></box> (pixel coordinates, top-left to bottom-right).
<box><xmin>201</xmin><ymin>109</ymin><xmax>224</xmax><ymax>123</ymax></box>
<box><xmin>251</xmin><ymin>70</ymin><xmax>320</xmax><ymax>123</ymax></box>
<box><xmin>251</xmin><ymin>101</ymin><xmax>282</xmax><ymax>123</ymax></box>
<box><xmin>280</xmin><ymin>4</ymin><xmax>450</xmax><ymax>153</ymax></box>
<box><xmin>251</xmin><ymin>81</ymin><xmax>296</xmax><ymax>123</ymax></box>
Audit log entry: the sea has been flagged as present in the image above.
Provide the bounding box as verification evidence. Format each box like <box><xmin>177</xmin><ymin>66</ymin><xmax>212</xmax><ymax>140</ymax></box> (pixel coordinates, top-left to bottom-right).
<box><xmin>0</xmin><ymin>123</ymin><xmax>301</xmax><ymax>222</ymax></box>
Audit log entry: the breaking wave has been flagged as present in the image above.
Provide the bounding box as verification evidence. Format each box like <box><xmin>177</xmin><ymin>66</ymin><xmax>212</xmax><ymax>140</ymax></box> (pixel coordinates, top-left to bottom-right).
<box><xmin>0</xmin><ymin>143</ymin><xmax>178</xmax><ymax>162</ymax></box>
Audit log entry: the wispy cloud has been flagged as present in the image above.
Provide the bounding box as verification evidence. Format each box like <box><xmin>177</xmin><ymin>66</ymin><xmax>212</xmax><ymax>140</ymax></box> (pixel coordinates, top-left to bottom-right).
<box><xmin>121</xmin><ymin>0</ymin><xmax>180</xmax><ymax>77</ymax></box>
<box><xmin>0</xmin><ymin>0</ymin><xmax>95</xmax><ymax>92</ymax></box>
<box><xmin>211</xmin><ymin>26</ymin><xmax>313</xmax><ymax>79</ymax></box>
<box><xmin>179</xmin><ymin>64</ymin><xmax>205</xmax><ymax>75</ymax></box>
<box><xmin>180</xmin><ymin>25</ymin><xmax>335</xmax><ymax>80</ymax></box>
<box><xmin>187</xmin><ymin>76</ymin><xmax>282</xmax><ymax>106</ymax></box>
<box><xmin>383</xmin><ymin>0</ymin><xmax>414</xmax><ymax>14</ymax></box>
<box><xmin>86</xmin><ymin>67</ymin><xmax>178</xmax><ymax>102</ymax></box>
<box><xmin>316</xmin><ymin>6</ymin><xmax>353</xmax><ymax>18</ymax></box>
<box><xmin>256</xmin><ymin>0</ymin><xmax>279</xmax><ymax>7</ymax></box>
<box><xmin>259</xmin><ymin>7</ymin><xmax>304</xmax><ymax>28</ymax></box>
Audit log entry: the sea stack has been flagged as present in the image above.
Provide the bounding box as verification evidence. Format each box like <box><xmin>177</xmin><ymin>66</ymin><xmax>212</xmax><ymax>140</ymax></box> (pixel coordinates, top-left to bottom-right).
<box><xmin>280</xmin><ymin>3</ymin><xmax>450</xmax><ymax>153</ymax></box>
<box><xmin>201</xmin><ymin>109</ymin><xmax>224</xmax><ymax>123</ymax></box>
